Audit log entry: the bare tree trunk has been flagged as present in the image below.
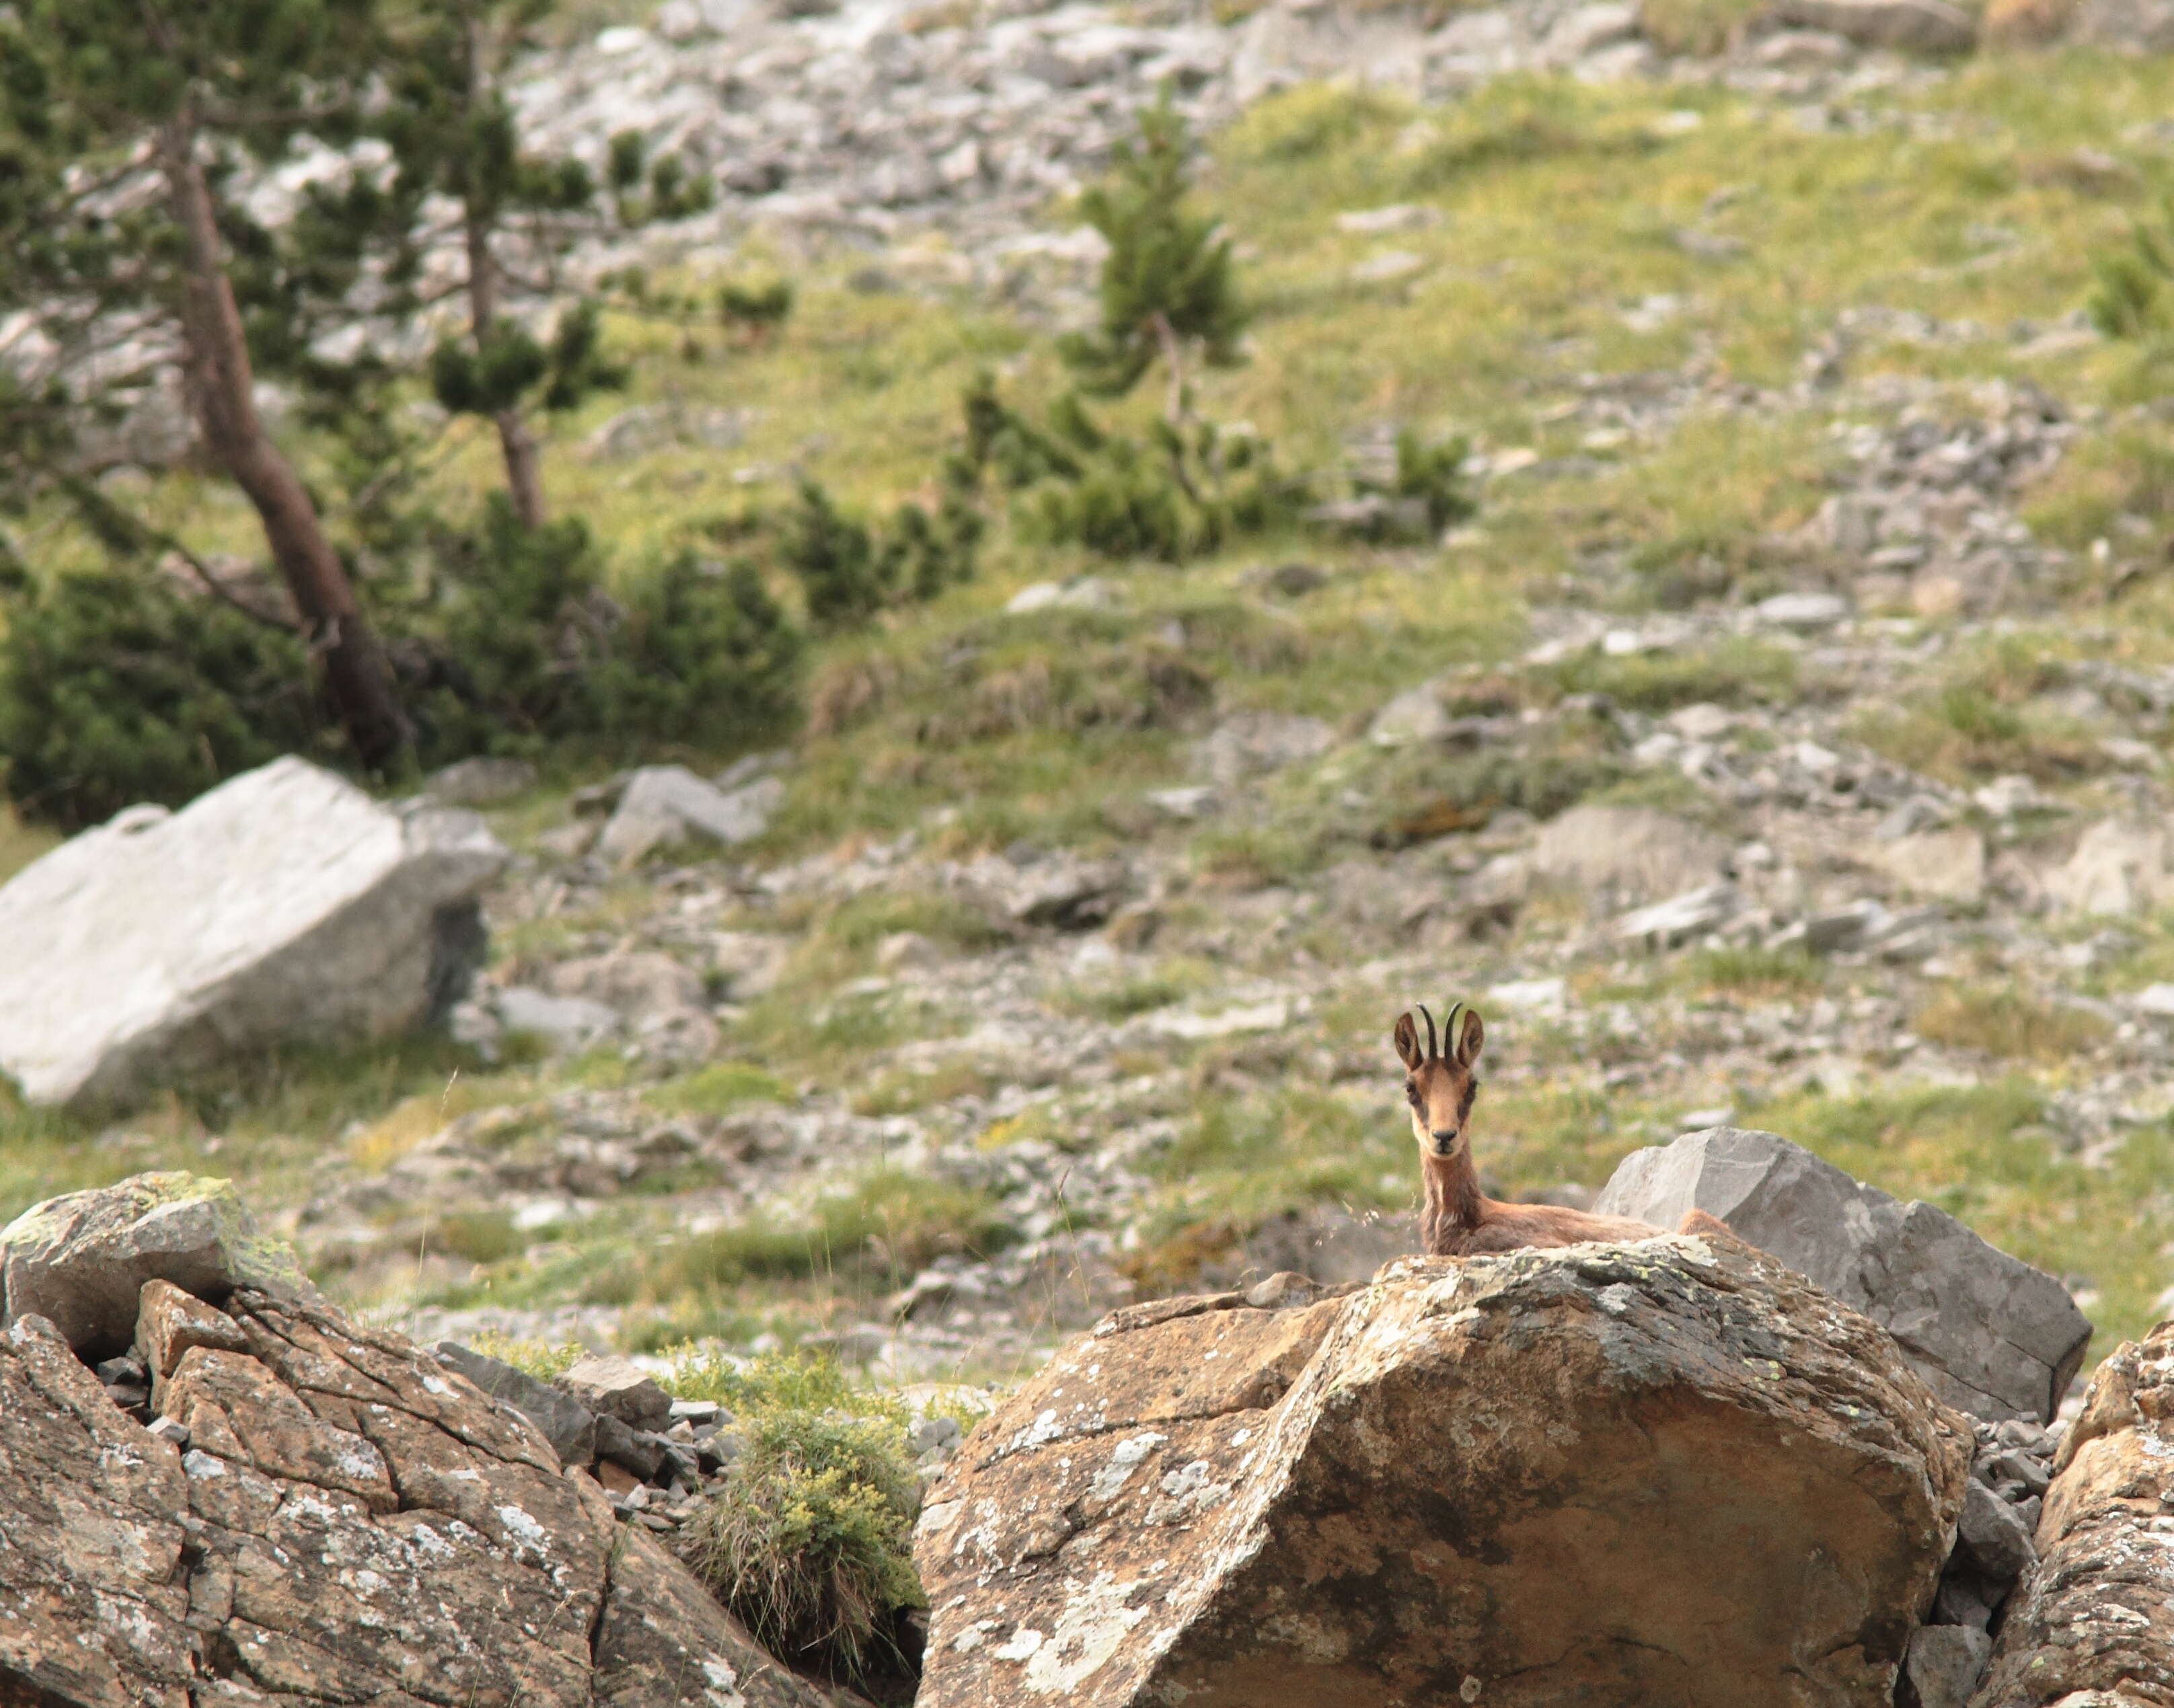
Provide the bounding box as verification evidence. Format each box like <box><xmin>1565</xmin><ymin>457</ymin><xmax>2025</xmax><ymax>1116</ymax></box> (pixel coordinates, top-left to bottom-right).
<box><xmin>463</xmin><ymin>209</ymin><xmax>547</xmax><ymax>529</ymax></box>
<box><xmin>157</xmin><ymin>112</ymin><xmax>411</xmax><ymax>772</ymax></box>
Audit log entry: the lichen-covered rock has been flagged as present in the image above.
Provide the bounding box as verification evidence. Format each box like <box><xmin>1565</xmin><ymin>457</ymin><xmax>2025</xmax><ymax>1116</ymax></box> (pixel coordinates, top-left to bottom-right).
<box><xmin>1</xmin><ymin>1172</ymin><xmax>313</xmax><ymax>1358</ymax></box>
<box><xmin>0</xmin><ymin>1275</ymin><xmax>837</xmax><ymax>1708</ymax></box>
<box><xmin>1970</xmin><ymin>1321</ymin><xmax>2174</xmax><ymax>1706</ymax></box>
<box><xmin>916</xmin><ymin>1233</ymin><xmax>1972</xmax><ymax>1708</ymax></box>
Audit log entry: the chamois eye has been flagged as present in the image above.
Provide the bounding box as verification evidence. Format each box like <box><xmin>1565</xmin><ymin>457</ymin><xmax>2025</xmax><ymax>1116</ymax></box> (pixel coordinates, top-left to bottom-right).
<box><xmin>1405</xmin><ymin>1080</ymin><xmax>1421</xmax><ymax>1107</ymax></box>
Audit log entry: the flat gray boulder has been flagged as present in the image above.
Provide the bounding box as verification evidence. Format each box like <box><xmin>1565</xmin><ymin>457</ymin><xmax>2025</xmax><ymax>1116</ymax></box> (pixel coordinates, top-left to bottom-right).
<box><xmin>1596</xmin><ymin>1127</ymin><xmax>2091</xmax><ymax>1421</ymax></box>
<box><xmin>1</xmin><ymin>1172</ymin><xmax>314</xmax><ymax>1358</ymax></box>
<box><xmin>0</xmin><ymin>757</ymin><xmax>506</xmax><ymax>1109</ymax></box>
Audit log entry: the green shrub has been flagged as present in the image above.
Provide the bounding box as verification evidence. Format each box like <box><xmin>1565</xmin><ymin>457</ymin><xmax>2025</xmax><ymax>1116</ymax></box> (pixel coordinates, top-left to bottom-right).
<box><xmin>594</xmin><ymin>551</ymin><xmax>802</xmax><ymax>751</ymax></box>
<box><xmin>679</xmin><ymin>1350</ymin><xmax>924</xmax><ymax>1688</ymax></box>
<box><xmin>396</xmin><ymin>499</ymin><xmax>802</xmax><ymax>764</ymax></box>
<box><xmin>0</xmin><ymin>569</ymin><xmax>325</xmax><ymax>828</ymax></box>
<box><xmin>959</xmin><ymin>378</ymin><xmax>1302</xmax><ymax>564</ymax></box>
<box><xmin>781</xmin><ymin>478</ymin><xmax>979</xmax><ymax>630</ymax></box>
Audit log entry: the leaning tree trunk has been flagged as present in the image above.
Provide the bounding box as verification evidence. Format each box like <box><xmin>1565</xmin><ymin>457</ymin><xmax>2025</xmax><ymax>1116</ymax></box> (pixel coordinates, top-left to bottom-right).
<box><xmin>463</xmin><ymin>209</ymin><xmax>546</xmax><ymax>530</ymax></box>
<box><xmin>157</xmin><ymin>113</ymin><xmax>411</xmax><ymax>773</ymax></box>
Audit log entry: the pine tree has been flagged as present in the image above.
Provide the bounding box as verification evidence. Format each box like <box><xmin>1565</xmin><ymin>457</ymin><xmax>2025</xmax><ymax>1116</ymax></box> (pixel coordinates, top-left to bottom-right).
<box><xmin>0</xmin><ymin>0</ymin><xmax>412</xmax><ymax>770</ymax></box>
<box><xmin>1059</xmin><ymin>94</ymin><xmax>1249</xmax><ymax>421</ymax></box>
<box><xmin>368</xmin><ymin>0</ymin><xmax>713</xmax><ymax>529</ymax></box>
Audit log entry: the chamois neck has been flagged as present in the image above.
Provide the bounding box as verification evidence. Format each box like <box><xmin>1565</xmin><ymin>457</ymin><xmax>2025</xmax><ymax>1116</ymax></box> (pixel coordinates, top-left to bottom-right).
<box><xmin>1421</xmin><ymin>1145</ymin><xmax>1484</xmax><ymax>1234</ymax></box>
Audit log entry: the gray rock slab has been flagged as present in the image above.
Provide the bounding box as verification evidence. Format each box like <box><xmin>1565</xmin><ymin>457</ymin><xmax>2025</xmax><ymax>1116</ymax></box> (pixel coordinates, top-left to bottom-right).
<box><xmin>1596</xmin><ymin>1128</ymin><xmax>2091</xmax><ymax>1421</ymax></box>
<box><xmin>434</xmin><ymin>1340</ymin><xmax>599</xmax><ymax>1469</ymax></box>
<box><xmin>597</xmin><ymin>766</ymin><xmax>783</xmax><ymax>866</ymax></box>
<box><xmin>1</xmin><ymin>1172</ymin><xmax>314</xmax><ymax>1358</ymax></box>
<box><xmin>0</xmin><ymin>757</ymin><xmax>507</xmax><ymax>1110</ymax></box>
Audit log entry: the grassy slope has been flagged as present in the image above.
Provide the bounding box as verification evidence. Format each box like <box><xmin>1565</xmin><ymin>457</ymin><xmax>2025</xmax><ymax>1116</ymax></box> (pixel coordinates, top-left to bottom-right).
<box><xmin>11</xmin><ymin>52</ymin><xmax>2174</xmax><ymax>1366</ymax></box>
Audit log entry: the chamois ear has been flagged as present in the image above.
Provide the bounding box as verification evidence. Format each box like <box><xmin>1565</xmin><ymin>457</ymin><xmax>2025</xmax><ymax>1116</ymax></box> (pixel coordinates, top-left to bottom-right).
<box><xmin>1393</xmin><ymin>1011</ymin><xmax>1425</xmax><ymax>1072</ymax></box>
<box><xmin>1454</xmin><ymin>1006</ymin><xmax>1485</xmax><ymax>1068</ymax></box>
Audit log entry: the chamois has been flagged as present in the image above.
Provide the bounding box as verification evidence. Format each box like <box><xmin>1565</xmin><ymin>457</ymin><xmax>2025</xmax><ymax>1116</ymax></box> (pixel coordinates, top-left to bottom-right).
<box><xmin>1396</xmin><ymin>1002</ymin><xmax>1732</xmax><ymax>1257</ymax></box>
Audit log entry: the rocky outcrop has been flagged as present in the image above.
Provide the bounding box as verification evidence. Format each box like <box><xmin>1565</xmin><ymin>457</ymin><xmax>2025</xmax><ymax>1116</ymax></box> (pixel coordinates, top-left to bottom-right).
<box><xmin>1595</xmin><ymin>1127</ymin><xmax>2092</xmax><ymax>1423</ymax></box>
<box><xmin>0</xmin><ymin>1173</ymin><xmax>835</xmax><ymax>1708</ymax></box>
<box><xmin>0</xmin><ymin>757</ymin><xmax>505</xmax><ymax>1109</ymax></box>
<box><xmin>1</xmin><ymin>1172</ymin><xmax>314</xmax><ymax>1358</ymax></box>
<box><xmin>915</xmin><ymin>1236</ymin><xmax>1972</xmax><ymax>1708</ymax></box>
<box><xmin>1970</xmin><ymin>1320</ymin><xmax>2174</xmax><ymax>1706</ymax></box>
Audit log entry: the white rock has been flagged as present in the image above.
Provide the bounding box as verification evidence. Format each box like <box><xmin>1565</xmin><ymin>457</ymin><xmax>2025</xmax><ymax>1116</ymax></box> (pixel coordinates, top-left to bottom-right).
<box><xmin>492</xmin><ymin>988</ymin><xmax>620</xmax><ymax>1051</ymax></box>
<box><xmin>0</xmin><ymin>759</ymin><xmax>507</xmax><ymax>1109</ymax></box>
<box><xmin>1615</xmin><ymin>882</ymin><xmax>1739</xmax><ymax>948</ymax></box>
<box><xmin>1485</xmin><ymin>977</ymin><xmax>1567</xmax><ymax>1014</ymax></box>
<box><xmin>1669</xmin><ymin>702</ymin><xmax>1735</xmax><ymax>741</ymax></box>
<box><xmin>2045</xmin><ymin>819</ymin><xmax>2173</xmax><ymax>917</ymax></box>
<box><xmin>2134</xmin><ymin>984</ymin><xmax>2174</xmax><ymax>1017</ymax></box>
<box><xmin>1368</xmin><ymin>685</ymin><xmax>1454</xmax><ymax>747</ymax></box>
<box><xmin>1335</xmin><ymin>204</ymin><xmax>1440</xmax><ymax>235</ymax></box>
<box><xmin>1874</xmin><ymin>827</ymin><xmax>1986</xmax><ymax>906</ymax></box>
<box><xmin>1754</xmin><ymin>591</ymin><xmax>1850</xmax><ymax>631</ymax></box>
<box><xmin>1146</xmin><ymin>999</ymin><xmax>1297</xmax><ymax>1040</ymax></box>
<box><xmin>1349</xmin><ymin>250</ymin><xmax>1427</xmax><ymax>285</ymax></box>
<box><xmin>597</xmin><ymin>768</ymin><xmax>783</xmax><ymax>867</ymax></box>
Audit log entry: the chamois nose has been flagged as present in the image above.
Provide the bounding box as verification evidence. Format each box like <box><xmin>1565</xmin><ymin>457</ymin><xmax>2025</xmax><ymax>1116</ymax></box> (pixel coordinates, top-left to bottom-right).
<box><xmin>1430</xmin><ymin>1127</ymin><xmax>1458</xmax><ymax>1153</ymax></box>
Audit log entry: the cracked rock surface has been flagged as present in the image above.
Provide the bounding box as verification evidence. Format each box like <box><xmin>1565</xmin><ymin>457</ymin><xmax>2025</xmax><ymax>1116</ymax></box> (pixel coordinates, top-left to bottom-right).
<box><xmin>0</xmin><ymin>1214</ymin><xmax>837</xmax><ymax>1708</ymax></box>
<box><xmin>914</xmin><ymin>1235</ymin><xmax>1972</xmax><ymax>1707</ymax></box>
<box><xmin>1971</xmin><ymin>1319</ymin><xmax>2174</xmax><ymax>1706</ymax></box>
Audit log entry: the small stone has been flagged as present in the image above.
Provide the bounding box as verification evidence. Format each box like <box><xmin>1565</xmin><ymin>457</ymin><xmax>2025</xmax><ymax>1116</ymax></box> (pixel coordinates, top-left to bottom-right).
<box><xmin>1956</xmin><ymin>1473</ymin><xmax>2038</xmax><ymax>1584</ymax></box>
<box><xmin>1754</xmin><ymin>591</ymin><xmax>1850</xmax><ymax>630</ymax></box>
<box><xmin>560</xmin><ymin>1356</ymin><xmax>673</xmax><ymax>1432</ymax></box>
<box><xmin>144</xmin><ymin>1415</ymin><xmax>190</xmax><ymax>1450</ymax></box>
<box><xmin>1902</xmin><ymin>1623</ymin><xmax>1992</xmax><ymax>1708</ymax></box>
<box><xmin>93</xmin><ymin>1353</ymin><xmax>147</xmax><ymax>1387</ymax></box>
<box><xmin>135</xmin><ymin>1279</ymin><xmax>249</xmax><ymax>1411</ymax></box>
<box><xmin>1243</xmin><ymin>1272</ymin><xmax>1318</xmax><ymax>1310</ymax></box>
<box><xmin>1369</xmin><ymin>685</ymin><xmax>1454</xmax><ymax>747</ymax></box>
<box><xmin>424</xmin><ymin>757</ymin><xmax>537</xmax><ymax>807</ymax></box>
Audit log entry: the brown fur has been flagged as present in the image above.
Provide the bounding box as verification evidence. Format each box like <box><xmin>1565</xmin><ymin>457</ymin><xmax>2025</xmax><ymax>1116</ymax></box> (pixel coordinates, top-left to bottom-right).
<box><xmin>1394</xmin><ymin>1005</ymin><xmax>1725</xmax><ymax>1257</ymax></box>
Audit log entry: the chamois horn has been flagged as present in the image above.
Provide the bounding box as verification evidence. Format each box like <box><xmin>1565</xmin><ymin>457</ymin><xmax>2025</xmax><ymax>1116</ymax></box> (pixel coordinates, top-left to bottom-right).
<box><xmin>1444</xmin><ymin>1000</ymin><xmax>1468</xmax><ymax>1061</ymax></box>
<box><xmin>1417</xmin><ymin>1003</ymin><xmax>1438</xmax><ymax>1061</ymax></box>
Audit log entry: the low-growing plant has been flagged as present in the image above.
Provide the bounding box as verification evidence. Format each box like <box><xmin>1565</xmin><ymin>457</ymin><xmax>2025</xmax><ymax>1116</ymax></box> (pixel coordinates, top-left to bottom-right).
<box><xmin>780</xmin><ymin>477</ymin><xmax>981</xmax><ymax>630</ymax></box>
<box><xmin>1544</xmin><ymin>639</ymin><xmax>1801</xmax><ymax>712</ymax></box>
<box><xmin>1914</xmin><ymin>986</ymin><xmax>2112</xmax><ymax>1063</ymax></box>
<box><xmin>685</xmin><ymin>1387</ymin><xmax>924</xmax><ymax>1688</ymax></box>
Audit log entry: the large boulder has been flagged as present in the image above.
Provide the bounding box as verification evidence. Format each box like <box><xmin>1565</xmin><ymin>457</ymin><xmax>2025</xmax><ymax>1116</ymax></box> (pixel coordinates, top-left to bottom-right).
<box><xmin>915</xmin><ymin>1235</ymin><xmax>1972</xmax><ymax>1708</ymax></box>
<box><xmin>1595</xmin><ymin>1128</ymin><xmax>2091</xmax><ymax>1423</ymax></box>
<box><xmin>1972</xmin><ymin>1321</ymin><xmax>2174</xmax><ymax>1705</ymax></box>
<box><xmin>0</xmin><ymin>1177</ymin><xmax>835</xmax><ymax>1708</ymax></box>
<box><xmin>0</xmin><ymin>757</ymin><xmax>505</xmax><ymax>1109</ymax></box>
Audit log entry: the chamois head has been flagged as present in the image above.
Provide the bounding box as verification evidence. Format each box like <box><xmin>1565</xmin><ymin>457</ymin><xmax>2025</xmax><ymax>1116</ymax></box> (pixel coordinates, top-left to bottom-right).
<box><xmin>1393</xmin><ymin>1002</ymin><xmax>1485</xmax><ymax>1160</ymax></box>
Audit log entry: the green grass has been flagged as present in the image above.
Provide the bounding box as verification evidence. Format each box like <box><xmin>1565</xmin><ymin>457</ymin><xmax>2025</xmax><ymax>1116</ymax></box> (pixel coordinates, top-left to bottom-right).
<box><xmin>1913</xmin><ymin>983</ymin><xmax>2114</xmax><ymax>1062</ymax></box>
<box><xmin>1742</xmin><ymin>1080</ymin><xmax>2172</xmax><ymax>1358</ymax></box>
